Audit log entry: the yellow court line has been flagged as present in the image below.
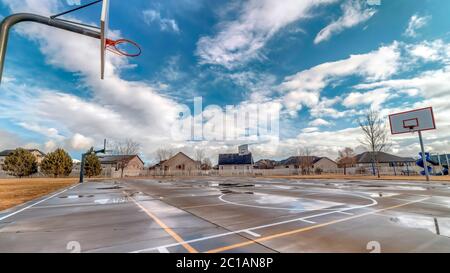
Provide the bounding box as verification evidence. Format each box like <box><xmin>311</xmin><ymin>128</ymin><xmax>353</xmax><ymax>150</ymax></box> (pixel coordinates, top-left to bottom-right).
<box><xmin>128</xmin><ymin>196</ymin><xmax>198</xmax><ymax>253</ymax></box>
<box><xmin>206</xmin><ymin>198</ymin><xmax>428</xmax><ymax>253</ymax></box>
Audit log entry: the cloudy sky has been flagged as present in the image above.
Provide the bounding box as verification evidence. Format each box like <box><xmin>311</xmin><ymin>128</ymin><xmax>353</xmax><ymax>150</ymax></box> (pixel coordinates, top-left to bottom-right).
<box><xmin>0</xmin><ymin>0</ymin><xmax>450</xmax><ymax>164</ymax></box>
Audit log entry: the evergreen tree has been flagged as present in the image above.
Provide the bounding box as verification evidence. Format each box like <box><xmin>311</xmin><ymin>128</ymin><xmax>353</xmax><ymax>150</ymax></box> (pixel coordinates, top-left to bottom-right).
<box><xmin>41</xmin><ymin>148</ymin><xmax>73</xmax><ymax>177</ymax></box>
<box><xmin>3</xmin><ymin>148</ymin><xmax>38</xmax><ymax>177</ymax></box>
<box><xmin>84</xmin><ymin>154</ymin><xmax>102</xmax><ymax>178</ymax></box>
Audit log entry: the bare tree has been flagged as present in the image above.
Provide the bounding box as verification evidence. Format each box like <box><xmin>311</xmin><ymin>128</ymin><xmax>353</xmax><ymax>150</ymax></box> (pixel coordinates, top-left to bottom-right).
<box><xmin>201</xmin><ymin>158</ymin><xmax>212</xmax><ymax>170</ymax></box>
<box><xmin>156</xmin><ymin>148</ymin><xmax>173</xmax><ymax>163</ymax></box>
<box><xmin>110</xmin><ymin>139</ymin><xmax>141</xmax><ymax>155</ymax></box>
<box><xmin>358</xmin><ymin>109</ymin><xmax>390</xmax><ymax>178</ymax></box>
<box><xmin>297</xmin><ymin>147</ymin><xmax>314</xmax><ymax>175</ymax></box>
<box><xmin>195</xmin><ymin>149</ymin><xmax>205</xmax><ymax>163</ymax></box>
<box><xmin>337</xmin><ymin>147</ymin><xmax>356</xmax><ymax>175</ymax></box>
<box><xmin>109</xmin><ymin>139</ymin><xmax>141</xmax><ymax>178</ymax></box>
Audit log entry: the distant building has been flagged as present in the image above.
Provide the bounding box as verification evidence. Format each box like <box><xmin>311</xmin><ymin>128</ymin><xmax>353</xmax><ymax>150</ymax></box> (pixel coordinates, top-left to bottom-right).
<box><xmin>254</xmin><ymin>159</ymin><xmax>276</xmax><ymax>169</ymax></box>
<box><xmin>218</xmin><ymin>146</ymin><xmax>254</xmax><ymax>174</ymax></box>
<box><xmin>354</xmin><ymin>151</ymin><xmax>415</xmax><ymax>166</ymax></box>
<box><xmin>151</xmin><ymin>152</ymin><xmax>200</xmax><ymax>175</ymax></box>
<box><xmin>98</xmin><ymin>155</ymin><xmax>144</xmax><ymax>177</ymax></box>
<box><xmin>0</xmin><ymin>149</ymin><xmax>46</xmax><ymax>170</ymax></box>
<box><xmin>353</xmin><ymin>151</ymin><xmax>416</xmax><ymax>175</ymax></box>
<box><xmin>275</xmin><ymin>156</ymin><xmax>337</xmax><ymax>173</ymax></box>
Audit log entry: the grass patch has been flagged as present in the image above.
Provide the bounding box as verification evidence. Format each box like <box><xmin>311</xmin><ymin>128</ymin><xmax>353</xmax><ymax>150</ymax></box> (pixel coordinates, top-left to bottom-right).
<box><xmin>0</xmin><ymin>178</ymin><xmax>77</xmax><ymax>211</ymax></box>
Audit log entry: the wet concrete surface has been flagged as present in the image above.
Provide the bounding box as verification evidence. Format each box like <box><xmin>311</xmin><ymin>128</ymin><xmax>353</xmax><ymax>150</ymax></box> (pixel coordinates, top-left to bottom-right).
<box><xmin>1</xmin><ymin>177</ymin><xmax>450</xmax><ymax>253</ymax></box>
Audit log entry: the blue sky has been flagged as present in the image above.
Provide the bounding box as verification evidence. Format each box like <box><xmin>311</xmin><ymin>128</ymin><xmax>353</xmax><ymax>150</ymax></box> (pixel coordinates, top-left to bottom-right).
<box><xmin>1</xmin><ymin>0</ymin><xmax>450</xmax><ymax>163</ymax></box>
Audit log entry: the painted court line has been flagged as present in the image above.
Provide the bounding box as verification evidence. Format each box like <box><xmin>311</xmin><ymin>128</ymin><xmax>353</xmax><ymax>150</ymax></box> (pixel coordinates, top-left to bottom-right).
<box><xmin>336</xmin><ymin>211</ymin><xmax>354</xmax><ymax>215</ymax></box>
<box><xmin>181</xmin><ymin>203</ymin><xmax>228</xmax><ymax>210</ymax></box>
<box><xmin>298</xmin><ymin>218</ymin><xmax>316</xmax><ymax>224</ymax></box>
<box><xmin>131</xmin><ymin>197</ymin><xmax>378</xmax><ymax>253</ymax></box>
<box><xmin>243</xmin><ymin>230</ymin><xmax>261</xmax><ymax>237</ymax></box>
<box><xmin>157</xmin><ymin>247</ymin><xmax>170</xmax><ymax>253</ymax></box>
<box><xmin>0</xmin><ymin>183</ymin><xmax>80</xmax><ymax>222</ymax></box>
<box><xmin>127</xmin><ymin>194</ymin><xmax>198</xmax><ymax>253</ymax></box>
<box><xmin>205</xmin><ymin>197</ymin><xmax>429</xmax><ymax>253</ymax></box>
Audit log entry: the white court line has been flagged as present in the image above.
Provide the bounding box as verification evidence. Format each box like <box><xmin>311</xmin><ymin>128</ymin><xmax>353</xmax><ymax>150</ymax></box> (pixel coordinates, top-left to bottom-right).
<box><xmin>131</xmin><ymin>195</ymin><xmax>378</xmax><ymax>253</ymax></box>
<box><xmin>243</xmin><ymin>230</ymin><xmax>261</xmax><ymax>237</ymax></box>
<box><xmin>336</xmin><ymin>211</ymin><xmax>354</xmax><ymax>215</ymax></box>
<box><xmin>298</xmin><ymin>218</ymin><xmax>316</xmax><ymax>224</ymax></box>
<box><xmin>157</xmin><ymin>247</ymin><xmax>170</xmax><ymax>253</ymax></box>
<box><xmin>218</xmin><ymin>190</ymin><xmax>377</xmax><ymax>211</ymax></box>
<box><xmin>389</xmin><ymin>197</ymin><xmax>448</xmax><ymax>208</ymax></box>
<box><xmin>0</xmin><ymin>183</ymin><xmax>81</xmax><ymax>222</ymax></box>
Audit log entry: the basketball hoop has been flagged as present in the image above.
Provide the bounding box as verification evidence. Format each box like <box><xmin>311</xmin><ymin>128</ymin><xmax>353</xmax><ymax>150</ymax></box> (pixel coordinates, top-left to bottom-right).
<box><xmin>105</xmin><ymin>39</ymin><xmax>141</xmax><ymax>57</ymax></box>
<box><xmin>407</xmin><ymin>126</ymin><xmax>416</xmax><ymax>135</ymax></box>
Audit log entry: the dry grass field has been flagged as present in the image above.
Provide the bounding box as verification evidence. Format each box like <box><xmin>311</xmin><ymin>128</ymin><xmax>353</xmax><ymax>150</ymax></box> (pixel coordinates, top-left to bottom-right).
<box><xmin>0</xmin><ymin>178</ymin><xmax>77</xmax><ymax>211</ymax></box>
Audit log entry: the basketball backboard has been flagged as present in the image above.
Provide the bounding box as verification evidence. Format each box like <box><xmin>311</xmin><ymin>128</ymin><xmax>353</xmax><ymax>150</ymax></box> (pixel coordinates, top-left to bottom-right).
<box><xmin>389</xmin><ymin>107</ymin><xmax>436</xmax><ymax>135</ymax></box>
<box><xmin>100</xmin><ymin>0</ymin><xmax>110</xmax><ymax>79</ymax></box>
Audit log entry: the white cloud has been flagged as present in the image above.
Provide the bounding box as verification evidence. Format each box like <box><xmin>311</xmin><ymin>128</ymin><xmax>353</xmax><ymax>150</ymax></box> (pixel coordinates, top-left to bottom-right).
<box><xmin>280</xmin><ymin>42</ymin><xmax>401</xmax><ymax>113</ymax></box>
<box><xmin>66</xmin><ymin>0</ymin><xmax>80</xmax><ymax>5</ymax></box>
<box><xmin>342</xmin><ymin>88</ymin><xmax>391</xmax><ymax>109</ymax></box>
<box><xmin>44</xmin><ymin>140</ymin><xmax>58</xmax><ymax>152</ymax></box>
<box><xmin>407</xmin><ymin>40</ymin><xmax>450</xmax><ymax>63</ymax></box>
<box><xmin>309</xmin><ymin>118</ymin><xmax>331</xmax><ymax>127</ymax></box>
<box><xmin>404</xmin><ymin>14</ymin><xmax>430</xmax><ymax>38</ymax></box>
<box><xmin>302</xmin><ymin>127</ymin><xmax>319</xmax><ymax>133</ymax></box>
<box><xmin>70</xmin><ymin>133</ymin><xmax>94</xmax><ymax>150</ymax></box>
<box><xmin>314</xmin><ymin>0</ymin><xmax>376</xmax><ymax>44</ymax></box>
<box><xmin>143</xmin><ymin>9</ymin><xmax>180</xmax><ymax>33</ymax></box>
<box><xmin>17</xmin><ymin>122</ymin><xmax>64</xmax><ymax>140</ymax></box>
<box><xmin>355</xmin><ymin>67</ymin><xmax>450</xmax><ymax>99</ymax></box>
<box><xmin>196</xmin><ymin>0</ymin><xmax>337</xmax><ymax>68</ymax></box>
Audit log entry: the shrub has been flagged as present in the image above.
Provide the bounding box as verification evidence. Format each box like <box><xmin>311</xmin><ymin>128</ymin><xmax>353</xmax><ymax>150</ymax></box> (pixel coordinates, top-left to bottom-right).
<box><xmin>84</xmin><ymin>154</ymin><xmax>101</xmax><ymax>178</ymax></box>
<box><xmin>3</xmin><ymin>148</ymin><xmax>38</xmax><ymax>177</ymax></box>
<box><xmin>41</xmin><ymin>148</ymin><xmax>73</xmax><ymax>177</ymax></box>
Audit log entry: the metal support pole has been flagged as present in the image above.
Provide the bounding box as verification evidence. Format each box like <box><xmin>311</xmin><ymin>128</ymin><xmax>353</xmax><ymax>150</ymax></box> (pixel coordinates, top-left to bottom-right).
<box><xmin>434</xmin><ymin>218</ymin><xmax>440</xmax><ymax>235</ymax></box>
<box><xmin>446</xmin><ymin>154</ymin><xmax>450</xmax><ymax>176</ymax></box>
<box><xmin>79</xmin><ymin>140</ymin><xmax>107</xmax><ymax>183</ymax></box>
<box><xmin>0</xmin><ymin>13</ymin><xmax>100</xmax><ymax>83</ymax></box>
<box><xmin>437</xmin><ymin>153</ymin><xmax>443</xmax><ymax>175</ymax></box>
<box><xmin>79</xmin><ymin>153</ymin><xmax>86</xmax><ymax>184</ymax></box>
<box><xmin>418</xmin><ymin>130</ymin><xmax>430</xmax><ymax>182</ymax></box>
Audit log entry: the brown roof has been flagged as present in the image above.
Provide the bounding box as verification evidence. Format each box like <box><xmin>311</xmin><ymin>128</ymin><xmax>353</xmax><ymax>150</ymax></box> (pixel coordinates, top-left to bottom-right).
<box><xmin>99</xmin><ymin>155</ymin><xmax>144</xmax><ymax>165</ymax></box>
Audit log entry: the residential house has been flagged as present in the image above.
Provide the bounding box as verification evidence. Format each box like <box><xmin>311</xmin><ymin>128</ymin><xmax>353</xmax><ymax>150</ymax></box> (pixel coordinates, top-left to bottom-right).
<box><xmin>218</xmin><ymin>145</ymin><xmax>254</xmax><ymax>175</ymax></box>
<box><xmin>254</xmin><ymin>159</ymin><xmax>276</xmax><ymax>169</ymax></box>
<box><xmin>99</xmin><ymin>155</ymin><xmax>145</xmax><ymax>178</ymax></box>
<box><xmin>0</xmin><ymin>149</ymin><xmax>46</xmax><ymax>172</ymax></box>
<box><xmin>275</xmin><ymin>156</ymin><xmax>338</xmax><ymax>174</ymax></box>
<box><xmin>353</xmin><ymin>151</ymin><xmax>416</xmax><ymax>175</ymax></box>
<box><xmin>152</xmin><ymin>152</ymin><xmax>201</xmax><ymax>175</ymax></box>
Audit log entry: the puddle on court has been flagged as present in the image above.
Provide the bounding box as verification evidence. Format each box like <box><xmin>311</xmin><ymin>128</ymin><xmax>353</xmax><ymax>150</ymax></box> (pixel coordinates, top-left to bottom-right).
<box><xmin>362</xmin><ymin>192</ymin><xmax>401</xmax><ymax>198</ymax></box>
<box><xmin>59</xmin><ymin>195</ymin><xmax>94</xmax><ymax>199</ymax></box>
<box><xmin>224</xmin><ymin>192</ymin><xmax>344</xmax><ymax>211</ymax></box>
<box><xmin>389</xmin><ymin>214</ymin><xmax>450</xmax><ymax>237</ymax></box>
<box><xmin>97</xmin><ymin>186</ymin><xmax>123</xmax><ymax>190</ymax></box>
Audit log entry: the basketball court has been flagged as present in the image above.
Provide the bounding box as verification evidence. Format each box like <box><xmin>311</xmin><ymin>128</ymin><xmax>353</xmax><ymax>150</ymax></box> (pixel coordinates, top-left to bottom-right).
<box><xmin>1</xmin><ymin>177</ymin><xmax>450</xmax><ymax>253</ymax></box>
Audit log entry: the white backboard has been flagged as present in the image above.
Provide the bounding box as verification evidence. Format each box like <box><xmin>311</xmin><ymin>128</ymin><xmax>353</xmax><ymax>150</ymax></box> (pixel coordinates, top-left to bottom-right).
<box><xmin>100</xmin><ymin>0</ymin><xmax>110</xmax><ymax>79</ymax></box>
<box><xmin>389</xmin><ymin>107</ymin><xmax>436</xmax><ymax>135</ymax></box>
